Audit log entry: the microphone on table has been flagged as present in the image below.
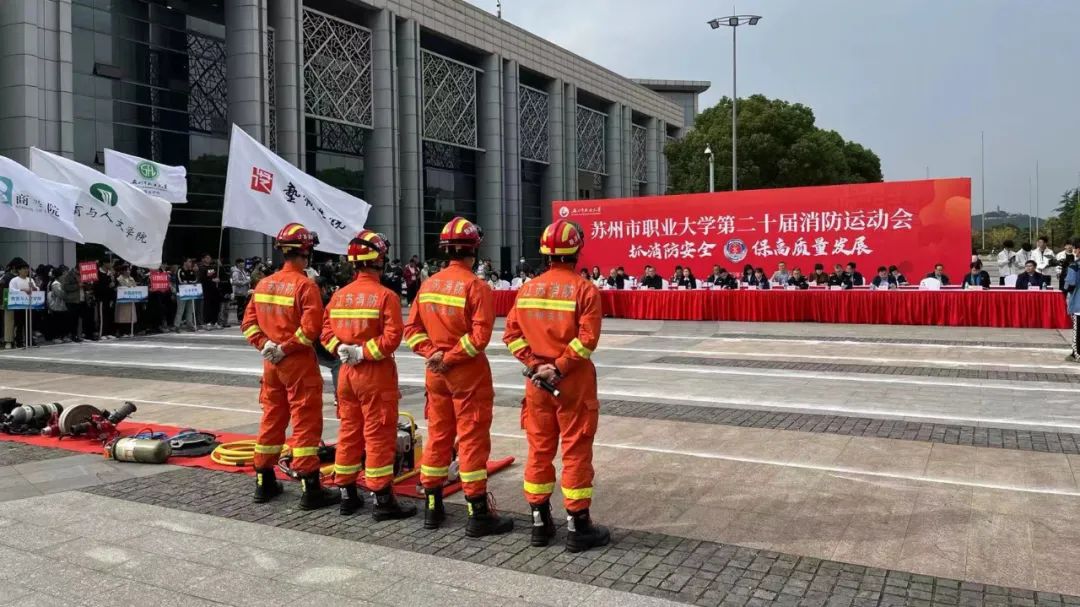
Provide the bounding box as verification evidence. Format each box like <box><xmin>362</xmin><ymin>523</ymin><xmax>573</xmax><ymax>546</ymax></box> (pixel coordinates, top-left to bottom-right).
<box><xmin>523</xmin><ymin>367</ymin><xmax>560</xmax><ymax>397</ymax></box>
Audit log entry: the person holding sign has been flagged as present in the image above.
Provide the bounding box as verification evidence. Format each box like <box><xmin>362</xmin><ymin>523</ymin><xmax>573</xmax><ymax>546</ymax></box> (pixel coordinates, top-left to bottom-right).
<box><xmin>241</xmin><ymin>223</ymin><xmax>339</xmax><ymax>510</ymax></box>
<box><xmin>502</xmin><ymin>219</ymin><xmax>610</xmax><ymax>553</ymax></box>
<box><xmin>114</xmin><ymin>264</ymin><xmax>138</xmax><ymax>336</ymax></box>
<box><xmin>3</xmin><ymin>259</ymin><xmax>32</xmax><ymax>349</ymax></box>
<box><xmin>320</xmin><ymin>230</ymin><xmax>415</xmax><ymax>520</ymax></box>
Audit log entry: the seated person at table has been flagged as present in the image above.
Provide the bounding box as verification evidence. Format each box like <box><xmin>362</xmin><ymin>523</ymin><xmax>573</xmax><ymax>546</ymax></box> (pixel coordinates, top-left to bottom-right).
<box><xmin>675</xmin><ymin>267</ymin><xmax>697</xmax><ymax>289</ymax></box>
<box><xmin>705</xmin><ymin>265</ymin><xmax>724</xmax><ymax>285</ymax></box>
<box><xmin>808</xmin><ymin>263</ymin><xmax>829</xmax><ymax>285</ymax></box>
<box><xmin>925</xmin><ymin>263</ymin><xmax>950</xmax><ymax>286</ymax></box>
<box><xmin>889</xmin><ymin>265</ymin><xmax>908</xmax><ymax>286</ymax></box>
<box><xmin>845</xmin><ymin>262</ymin><xmax>865</xmax><ymax>286</ymax></box>
<box><xmin>640</xmin><ymin>265</ymin><xmax>663</xmax><ymax>290</ymax></box>
<box><xmin>1015</xmin><ymin>260</ymin><xmax>1046</xmax><ymax>290</ymax></box>
<box><xmin>770</xmin><ymin>262</ymin><xmax>791</xmax><ymax>285</ymax></box>
<box><xmin>747</xmin><ymin>267</ymin><xmax>771</xmax><ymax>289</ymax></box>
<box><xmin>871</xmin><ymin>266</ymin><xmax>898</xmax><ymax>290</ymax></box>
<box><xmin>579</xmin><ymin>268</ymin><xmax>591</xmax><ymax>281</ymax></box>
<box><xmin>606</xmin><ymin>267</ymin><xmax>624</xmax><ymax>290</ymax></box>
<box><xmin>713</xmin><ymin>268</ymin><xmax>738</xmax><ymax>289</ymax></box>
<box><xmin>670</xmin><ymin>265</ymin><xmax>683</xmax><ymax>284</ymax></box>
<box><xmin>740</xmin><ymin>264</ymin><xmax>755</xmax><ymax>284</ymax></box>
<box><xmin>961</xmin><ymin>262</ymin><xmax>991</xmax><ymax>289</ymax></box>
<box><xmin>787</xmin><ymin>268</ymin><xmax>810</xmax><ymax>290</ymax></box>
<box><xmin>827</xmin><ymin>264</ymin><xmax>853</xmax><ymax>289</ymax></box>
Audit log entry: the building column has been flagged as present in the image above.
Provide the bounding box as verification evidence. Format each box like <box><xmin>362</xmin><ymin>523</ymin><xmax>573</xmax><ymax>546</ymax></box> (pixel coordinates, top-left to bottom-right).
<box><xmin>541</xmin><ymin>78</ymin><xmax>564</xmax><ymax>222</ymax></box>
<box><xmin>658</xmin><ymin>120</ymin><xmax>668</xmax><ymax>194</ymax></box>
<box><xmin>476</xmin><ymin>53</ymin><xmax>503</xmax><ymax>264</ymax></box>
<box><xmin>502</xmin><ymin>59</ymin><xmax>521</xmax><ymax>263</ymax></box>
<box><xmin>644</xmin><ymin>117</ymin><xmax>659</xmax><ymax>196</ymax></box>
<box><xmin>621</xmin><ymin>105</ymin><xmax>633</xmax><ymax>196</ymax></box>
<box><xmin>226</xmin><ymin>0</ymin><xmax>271</xmax><ymax>260</ymax></box>
<box><xmin>603</xmin><ymin>102</ymin><xmax>622</xmax><ymax>199</ymax></box>
<box><xmin>0</xmin><ymin>0</ymin><xmax>75</xmax><ymax>266</ymax></box>
<box><xmin>270</xmin><ymin>0</ymin><xmax>301</xmax><ymax>164</ymax></box>
<box><xmin>563</xmin><ymin>83</ymin><xmax>578</xmax><ymax>200</ymax></box>
<box><xmin>365</xmin><ymin>9</ymin><xmax>399</xmax><ymax>247</ymax></box>
<box><xmin>396</xmin><ymin>17</ymin><xmax>422</xmax><ymax>261</ymax></box>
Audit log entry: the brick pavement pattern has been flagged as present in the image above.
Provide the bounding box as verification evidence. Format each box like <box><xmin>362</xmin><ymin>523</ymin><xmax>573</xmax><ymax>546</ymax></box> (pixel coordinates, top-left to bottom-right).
<box><xmin>85</xmin><ymin>467</ymin><xmax>1079</xmax><ymax>607</ymax></box>
<box><xmin>0</xmin><ymin>441</ymin><xmax>70</xmax><ymax>466</ymax></box>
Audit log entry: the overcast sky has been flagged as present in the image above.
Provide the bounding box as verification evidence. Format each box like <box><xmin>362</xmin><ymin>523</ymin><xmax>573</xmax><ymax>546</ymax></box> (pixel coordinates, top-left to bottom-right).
<box><xmin>466</xmin><ymin>0</ymin><xmax>1080</xmax><ymax>218</ymax></box>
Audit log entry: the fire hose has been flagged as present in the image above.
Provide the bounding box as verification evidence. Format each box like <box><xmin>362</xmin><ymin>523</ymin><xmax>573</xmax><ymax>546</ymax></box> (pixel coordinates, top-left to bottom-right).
<box><xmin>210</xmin><ymin>440</ymin><xmax>289</xmax><ymax>467</ymax></box>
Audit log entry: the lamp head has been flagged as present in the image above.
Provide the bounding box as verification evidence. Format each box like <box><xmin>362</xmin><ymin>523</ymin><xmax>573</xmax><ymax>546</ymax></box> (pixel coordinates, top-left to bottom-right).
<box><xmin>707</xmin><ymin>18</ymin><xmax>720</xmax><ymax>29</ymax></box>
<box><xmin>704</xmin><ymin>145</ymin><xmax>713</xmax><ymax>156</ymax></box>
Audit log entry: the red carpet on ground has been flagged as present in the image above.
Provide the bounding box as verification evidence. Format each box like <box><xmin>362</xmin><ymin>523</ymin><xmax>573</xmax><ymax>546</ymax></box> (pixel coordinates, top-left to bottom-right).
<box><xmin>1</xmin><ymin>421</ymin><xmax>515</xmax><ymax>498</ymax></box>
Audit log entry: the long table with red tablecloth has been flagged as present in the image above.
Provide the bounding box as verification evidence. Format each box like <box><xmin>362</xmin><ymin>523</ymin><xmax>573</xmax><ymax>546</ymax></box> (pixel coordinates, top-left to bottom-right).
<box><xmin>490</xmin><ymin>288</ymin><xmax>1072</xmax><ymax>329</ymax></box>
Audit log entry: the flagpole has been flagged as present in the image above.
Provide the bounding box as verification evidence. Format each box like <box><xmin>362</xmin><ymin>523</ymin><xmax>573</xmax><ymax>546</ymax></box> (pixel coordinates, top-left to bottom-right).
<box><xmin>25</xmin><ymin>236</ymin><xmax>32</xmax><ymax>349</ymax></box>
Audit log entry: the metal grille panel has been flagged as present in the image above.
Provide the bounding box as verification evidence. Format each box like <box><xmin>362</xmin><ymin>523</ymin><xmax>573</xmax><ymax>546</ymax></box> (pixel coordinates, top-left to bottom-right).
<box><xmin>313</xmin><ymin>119</ymin><xmax>366</xmax><ymax>156</ymax></box>
<box><xmin>518</xmin><ymin>85</ymin><xmax>549</xmax><ymax>164</ymax></box>
<box><xmin>302</xmin><ymin>8</ymin><xmax>373</xmax><ymax>128</ymax></box>
<box><xmin>632</xmin><ymin>124</ymin><xmax>647</xmax><ymax>183</ymax></box>
<box><xmin>266</xmin><ymin>27</ymin><xmax>276</xmax><ymax>150</ymax></box>
<box><xmin>186</xmin><ymin>32</ymin><xmax>227</xmax><ymax>133</ymax></box>
<box><xmin>576</xmin><ymin>105</ymin><xmax>606</xmax><ymax>175</ymax></box>
<box><xmin>422</xmin><ymin>50</ymin><xmax>478</xmax><ymax>149</ymax></box>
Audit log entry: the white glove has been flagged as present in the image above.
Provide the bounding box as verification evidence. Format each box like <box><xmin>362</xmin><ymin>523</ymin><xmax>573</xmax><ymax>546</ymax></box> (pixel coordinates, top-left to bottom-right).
<box><xmin>338</xmin><ymin>344</ymin><xmax>363</xmax><ymax>366</ymax></box>
<box><xmin>261</xmin><ymin>341</ymin><xmax>284</xmax><ymax>364</ymax></box>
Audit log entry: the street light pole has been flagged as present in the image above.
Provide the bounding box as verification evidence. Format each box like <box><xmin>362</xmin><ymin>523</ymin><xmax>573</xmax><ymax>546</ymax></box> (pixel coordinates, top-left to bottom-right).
<box><xmin>980</xmin><ymin>131</ymin><xmax>985</xmax><ymax>251</ymax></box>
<box><xmin>708</xmin><ymin>14</ymin><xmax>761</xmax><ymax>192</ymax></box>
<box><xmin>705</xmin><ymin>144</ymin><xmax>715</xmax><ymax>192</ymax></box>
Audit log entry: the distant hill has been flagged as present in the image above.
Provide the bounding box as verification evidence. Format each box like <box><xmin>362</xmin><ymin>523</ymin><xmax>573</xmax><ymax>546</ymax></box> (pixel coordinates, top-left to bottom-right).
<box><xmin>971</xmin><ymin>210</ymin><xmax>1043</xmax><ymax>230</ymax></box>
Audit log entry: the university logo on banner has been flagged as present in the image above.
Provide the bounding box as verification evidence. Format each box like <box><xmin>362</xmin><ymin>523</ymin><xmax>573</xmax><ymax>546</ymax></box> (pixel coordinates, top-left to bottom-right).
<box><xmin>31</xmin><ymin>148</ymin><xmax>172</xmax><ymax>269</ymax></box>
<box><xmin>0</xmin><ymin>155</ymin><xmax>84</xmax><ymax>243</ymax></box>
<box><xmin>223</xmin><ymin>124</ymin><xmax>371</xmax><ymax>254</ymax></box>
<box><xmin>103</xmin><ymin>149</ymin><xmax>188</xmax><ymax>203</ymax></box>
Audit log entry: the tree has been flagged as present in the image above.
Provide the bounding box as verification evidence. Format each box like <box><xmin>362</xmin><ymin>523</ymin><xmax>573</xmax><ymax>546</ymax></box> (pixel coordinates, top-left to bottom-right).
<box><xmin>666</xmin><ymin>95</ymin><xmax>883</xmax><ymax>193</ymax></box>
<box><xmin>1054</xmin><ymin>188</ymin><xmax>1079</xmax><ymax>244</ymax></box>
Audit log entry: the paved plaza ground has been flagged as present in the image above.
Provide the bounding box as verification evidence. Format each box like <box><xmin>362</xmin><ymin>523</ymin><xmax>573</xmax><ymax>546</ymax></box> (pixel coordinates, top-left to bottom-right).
<box><xmin>1</xmin><ymin>317</ymin><xmax>1078</xmax><ymax>606</ymax></box>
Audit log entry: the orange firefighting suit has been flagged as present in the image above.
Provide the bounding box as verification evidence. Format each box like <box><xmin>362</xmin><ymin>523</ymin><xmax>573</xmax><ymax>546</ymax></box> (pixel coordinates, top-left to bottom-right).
<box><xmin>403</xmin><ymin>260</ymin><xmax>494</xmax><ymax>498</ymax></box>
<box><xmin>241</xmin><ymin>260</ymin><xmax>325</xmax><ymax>475</ymax></box>
<box><xmin>503</xmin><ymin>262</ymin><xmax>602</xmax><ymax>512</ymax></box>
<box><xmin>320</xmin><ymin>270</ymin><xmax>403</xmax><ymax>491</ymax></box>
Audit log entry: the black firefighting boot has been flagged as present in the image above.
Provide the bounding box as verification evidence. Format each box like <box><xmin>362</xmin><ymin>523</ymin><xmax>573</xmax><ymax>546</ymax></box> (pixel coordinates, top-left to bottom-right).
<box><xmin>253</xmin><ymin>468</ymin><xmax>283</xmax><ymax>503</ymax></box>
<box><xmin>465</xmin><ymin>493</ymin><xmax>514</xmax><ymax>538</ymax></box>
<box><xmin>530</xmin><ymin>501</ymin><xmax>557</xmax><ymax>547</ymax></box>
<box><xmin>338</xmin><ymin>483</ymin><xmax>364</xmax><ymax>515</ymax></box>
<box><xmin>372</xmin><ymin>487</ymin><xmax>417</xmax><ymax>521</ymax></box>
<box><xmin>565</xmin><ymin>509</ymin><xmax>610</xmax><ymax>553</ymax></box>
<box><xmin>424</xmin><ymin>486</ymin><xmax>445</xmax><ymax>529</ymax></box>
<box><xmin>298</xmin><ymin>472</ymin><xmax>341</xmax><ymax>510</ymax></box>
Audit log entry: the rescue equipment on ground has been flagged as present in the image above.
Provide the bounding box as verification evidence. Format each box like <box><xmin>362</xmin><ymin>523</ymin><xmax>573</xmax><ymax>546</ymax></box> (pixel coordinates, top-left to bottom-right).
<box><xmin>40</xmin><ymin>402</ymin><xmax>137</xmax><ymax>440</ymax></box>
<box><xmin>1</xmin><ymin>402</ymin><xmax>64</xmax><ymax>435</ymax></box>
<box><xmin>105</xmin><ymin>436</ymin><xmax>172</xmax><ymax>464</ymax></box>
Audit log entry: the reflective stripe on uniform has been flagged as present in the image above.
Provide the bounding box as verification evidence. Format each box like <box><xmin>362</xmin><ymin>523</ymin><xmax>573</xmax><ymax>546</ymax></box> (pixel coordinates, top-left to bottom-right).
<box><xmin>562</xmin><ymin>486</ymin><xmax>593</xmax><ymax>500</ymax></box>
<box><xmin>243</xmin><ymin>324</ymin><xmax>262</xmax><ymax>338</ymax></box>
<box><xmin>421</xmin><ymin>464</ymin><xmax>449</xmax><ymax>477</ymax></box>
<box><xmin>459</xmin><ymin>468</ymin><xmax>488</xmax><ymax>482</ymax></box>
<box><xmin>334</xmin><ymin>463</ymin><xmax>361</xmax><ymax>475</ymax></box>
<box><xmin>324</xmin><ymin>336</ymin><xmax>341</xmax><ymax>353</ymax></box>
<box><xmin>329</xmin><ymin>308</ymin><xmax>380</xmax><ymax>319</ymax></box>
<box><xmin>459</xmin><ymin>335</ymin><xmax>478</xmax><ymax>357</ymax></box>
<box><xmin>253</xmin><ymin>293</ymin><xmax>294</xmax><ymax>306</ymax></box>
<box><xmin>292</xmin><ymin>446</ymin><xmax>319</xmax><ymax>457</ymax></box>
<box><xmin>406</xmin><ymin>332</ymin><xmax>429</xmax><ymax>348</ymax></box>
<box><xmin>254</xmin><ymin>443</ymin><xmax>283</xmax><ymax>454</ymax></box>
<box><xmin>524</xmin><ymin>480</ymin><xmax>555</xmax><ymax>495</ymax></box>
<box><xmin>365</xmin><ymin>338</ymin><xmax>384</xmax><ymax>360</ymax></box>
<box><xmin>515</xmin><ymin>297</ymin><xmax>576</xmax><ymax>312</ymax></box>
<box><xmin>365</xmin><ymin>464</ymin><xmax>394</xmax><ymax>478</ymax></box>
<box><xmin>294</xmin><ymin>327</ymin><xmax>313</xmax><ymax>346</ymax></box>
<box><xmin>568</xmin><ymin>337</ymin><xmax>592</xmax><ymax>359</ymax></box>
<box><xmin>507</xmin><ymin>337</ymin><xmax>528</xmax><ymax>354</ymax></box>
<box><xmin>417</xmin><ymin>293</ymin><xmax>466</xmax><ymax>308</ymax></box>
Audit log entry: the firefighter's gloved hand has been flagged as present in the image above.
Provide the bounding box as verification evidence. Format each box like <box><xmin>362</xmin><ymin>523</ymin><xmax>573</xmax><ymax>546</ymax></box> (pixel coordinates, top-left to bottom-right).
<box><xmin>261</xmin><ymin>341</ymin><xmax>285</xmax><ymax>364</ymax></box>
<box><xmin>338</xmin><ymin>344</ymin><xmax>363</xmax><ymax>366</ymax></box>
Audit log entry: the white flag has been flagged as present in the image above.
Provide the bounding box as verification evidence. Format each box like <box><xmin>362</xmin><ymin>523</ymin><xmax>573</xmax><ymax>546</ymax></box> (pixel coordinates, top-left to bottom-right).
<box><xmin>104</xmin><ymin>149</ymin><xmax>188</xmax><ymax>203</ymax></box>
<box><xmin>223</xmin><ymin>124</ymin><xmax>371</xmax><ymax>254</ymax></box>
<box><xmin>0</xmin><ymin>155</ymin><xmax>84</xmax><ymax>243</ymax></box>
<box><xmin>30</xmin><ymin>148</ymin><xmax>172</xmax><ymax>269</ymax></box>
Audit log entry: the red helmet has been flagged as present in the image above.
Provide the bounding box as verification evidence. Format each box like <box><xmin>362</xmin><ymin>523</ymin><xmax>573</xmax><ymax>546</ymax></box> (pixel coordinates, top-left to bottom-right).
<box><xmin>347</xmin><ymin>230</ymin><xmax>390</xmax><ymax>266</ymax></box>
<box><xmin>275</xmin><ymin>223</ymin><xmax>319</xmax><ymax>252</ymax></box>
<box><xmin>439</xmin><ymin>217</ymin><xmax>483</xmax><ymax>253</ymax></box>
<box><xmin>539</xmin><ymin>219</ymin><xmax>584</xmax><ymax>257</ymax></box>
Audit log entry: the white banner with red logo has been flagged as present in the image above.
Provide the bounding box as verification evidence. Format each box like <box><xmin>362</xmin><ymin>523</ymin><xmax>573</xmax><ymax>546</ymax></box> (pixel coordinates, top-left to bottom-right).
<box><xmin>222</xmin><ymin>125</ymin><xmax>371</xmax><ymax>254</ymax></box>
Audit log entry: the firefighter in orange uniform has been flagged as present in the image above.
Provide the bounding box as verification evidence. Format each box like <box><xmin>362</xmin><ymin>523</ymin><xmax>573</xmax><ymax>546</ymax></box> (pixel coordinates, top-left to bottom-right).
<box><xmin>321</xmin><ymin>230</ymin><xmax>416</xmax><ymax>520</ymax></box>
<box><xmin>403</xmin><ymin>217</ymin><xmax>513</xmax><ymax>537</ymax></box>
<box><xmin>503</xmin><ymin>220</ymin><xmax>610</xmax><ymax>552</ymax></box>
<box><xmin>241</xmin><ymin>223</ymin><xmax>339</xmax><ymax>510</ymax></box>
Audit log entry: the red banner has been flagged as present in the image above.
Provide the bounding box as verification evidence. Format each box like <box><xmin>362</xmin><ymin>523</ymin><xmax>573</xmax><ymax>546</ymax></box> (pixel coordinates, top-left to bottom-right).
<box><xmin>149</xmin><ymin>271</ymin><xmax>171</xmax><ymax>293</ymax></box>
<box><xmin>78</xmin><ymin>261</ymin><xmax>98</xmax><ymax>284</ymax></box>
<box><xmin>554</xmin><ymin>178</ymin><xmax>971</xmax><ymax>281</ymax></box>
